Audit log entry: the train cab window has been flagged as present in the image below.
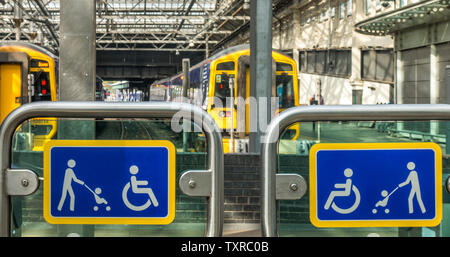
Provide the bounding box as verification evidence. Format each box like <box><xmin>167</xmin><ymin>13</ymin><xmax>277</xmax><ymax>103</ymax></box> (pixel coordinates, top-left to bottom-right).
<box><xmin>214</xmin><ymin>73</ymin><xmax>234</xmax><ymax>105</ymax></box>
<box><xmin>31</xmin><ymin>71</ymin><xmax>51</xmax><ymax>101</ymax></box>
<box><xmin>216</xmin><ymin>61</ymin><xmax>235</xmax><ymax>71</ymax></box>
<box><xmin>276</xmin><ymin>74</ymin><xmax>294</xmax><ymax>109</ymax></box>
<box><xmin>30</xmin><ymin>124</ymin><xmax>53</xmax><ymax>135</ymax></box>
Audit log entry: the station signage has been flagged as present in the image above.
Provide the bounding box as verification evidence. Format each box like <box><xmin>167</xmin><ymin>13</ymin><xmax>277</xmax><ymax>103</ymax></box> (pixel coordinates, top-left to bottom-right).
<box><xmin>309</xmin><ymin>142</ymin><xmax>442</xmax><ymax>228</ymax></box>
<box><xmin>43</xmin><ymin>140</ymin><xmax>176</xmax><ymax>225</ymax></box>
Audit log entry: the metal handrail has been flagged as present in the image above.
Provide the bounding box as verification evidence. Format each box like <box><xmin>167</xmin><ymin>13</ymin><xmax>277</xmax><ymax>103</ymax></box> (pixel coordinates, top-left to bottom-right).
<box><xmin>261</xmin><ymin>104</ymin><xmax>450</xmax><ymax>237</ymax></box>
<box><xmin>0</xmin><ymin>101</ymin><xmax>224</xmax><ymax>237</ymax></box>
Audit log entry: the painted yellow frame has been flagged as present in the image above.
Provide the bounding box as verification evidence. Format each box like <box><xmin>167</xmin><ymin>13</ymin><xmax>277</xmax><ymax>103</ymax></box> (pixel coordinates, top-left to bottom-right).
<box><xmin>43</xmin><ymin>140</ymin><xmax>176</xmax><ymax>225</ymax></box>
<box><xmin>309</xmin><ymin>142</ymin><xmax>442</xmax><ymax>228</ymax></box>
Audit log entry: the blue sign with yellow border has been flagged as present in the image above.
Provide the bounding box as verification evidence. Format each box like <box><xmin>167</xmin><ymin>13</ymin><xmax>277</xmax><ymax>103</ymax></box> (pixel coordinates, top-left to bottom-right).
<box><xmin>43</xmin><ymin>140</ymin><xmax>176</xmax><ymax>225</ymax></box>
<box><xmin>309</xmin><ymin>142</ymin><xmax>442</xmax><ymax>228</ymax></box>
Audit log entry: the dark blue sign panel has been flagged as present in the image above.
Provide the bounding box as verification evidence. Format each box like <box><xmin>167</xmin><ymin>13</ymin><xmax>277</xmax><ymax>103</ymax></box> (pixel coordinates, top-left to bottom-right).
<box><xmin>44</xmin><ymin>140</ymin><xmax>176</xmax><ymax>225</ymax></box>
<box><xmin>309</xmin><ymin>143</ymin><xmax>442</xmax><ymax>227</ymax></box>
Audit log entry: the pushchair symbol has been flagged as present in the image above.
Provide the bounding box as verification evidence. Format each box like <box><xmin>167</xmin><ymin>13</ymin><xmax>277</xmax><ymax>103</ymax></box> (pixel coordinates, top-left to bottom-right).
<box><xmin>372</xmin><ymin>187</ymin><xmax>398</xmax><ymax>214</ymax></box>
<box><xmin>84</xmin><ymin>184</ymin><xmax>110</xmax><ymax>212</ymax></box>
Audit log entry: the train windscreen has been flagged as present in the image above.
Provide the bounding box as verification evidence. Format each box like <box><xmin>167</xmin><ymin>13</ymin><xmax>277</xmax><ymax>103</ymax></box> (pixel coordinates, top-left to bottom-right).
<box><xmin>31</xmin><ymin>71</ymin><xmax>52</xmax><ymax>101</ymax></box>
<box><xmin>276</xmin><ymin>74</ymin><xmax>294</xmax><ymax>109</ymax></box>
<box><xmin>214</xmin><ymin>73</ymin><xmax>231</xmax><ymax>104</ymax></box>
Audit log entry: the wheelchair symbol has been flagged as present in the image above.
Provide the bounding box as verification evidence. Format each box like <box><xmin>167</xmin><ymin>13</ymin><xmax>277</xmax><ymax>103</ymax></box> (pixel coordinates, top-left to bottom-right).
<box><xmin>324</xmin><ymin>168</ymin><xmax>361</xmax><ymax>214</ymax></box>
<box><xmin>122</xmin><ymin>165</ymin><xmax>159</xmax><ymax>211</ymax></box>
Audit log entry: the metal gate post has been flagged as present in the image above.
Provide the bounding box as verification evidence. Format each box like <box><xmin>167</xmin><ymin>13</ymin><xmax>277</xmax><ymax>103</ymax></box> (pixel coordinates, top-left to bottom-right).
<box><xmin>0</xmin><ymin>101</ymin><xmax>224</xmax><ymax>237</ymax></box>
<box><xmin>261</xmin><ymin>104</ymin><xmax>450</xmax><ymax>237</ymax></box>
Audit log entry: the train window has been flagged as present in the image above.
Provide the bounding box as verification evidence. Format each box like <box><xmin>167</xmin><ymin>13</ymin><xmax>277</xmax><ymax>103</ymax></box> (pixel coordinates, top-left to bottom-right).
<box><xmin>276</xmin><ymin>74</ymin><xmax>294</xmax><ymax>109</ymax></box>
<box><xmin>299</xmin><ymin>52</ymin><xmax>306</xmax><ymax>72</ymax></box>
<box><xmin>31</xmin><ymin>71</ymin><xmax>51</xmax><ymax>102</ymax></box>
<box><xmin>214</xmin><ymin>73</ymin><xmax>231</xmax><ymax>104</ymax></box>
<box><xmin>30</xmin><ymin>124</ymin><xmax>53</xmax><ymax>135</ymax></box>
<box><xmin>216</xmin><ymin>61</ymin><xmax>235</xmax><ymax>71</ymax></box>
<box><xmin>276</xmin><ymin>62</ymin><xmax>293</xmax><ymax>71</ymax></box>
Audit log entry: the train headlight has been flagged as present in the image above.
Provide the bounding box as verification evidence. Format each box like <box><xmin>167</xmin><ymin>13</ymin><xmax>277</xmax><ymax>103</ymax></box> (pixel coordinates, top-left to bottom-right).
<box><xmin>219</xmin><ymin>111</ymin><xmax>231</xmax><ymax>117</ymax></box>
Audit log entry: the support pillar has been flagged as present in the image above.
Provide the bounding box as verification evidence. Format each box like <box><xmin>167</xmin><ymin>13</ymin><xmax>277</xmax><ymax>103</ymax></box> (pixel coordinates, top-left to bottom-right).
<box><xmin>396</xmin><ymin>50</ymin><xmax>404</xmax><ymax>131</ymax></box>
<box><xmin>249</xmin><ymin>0</ymin><xmax>273</xmax><ymax>153</ymax></box>
<box><xmin>430</xmin><ymin>44</ymin><xmax>439</xmax><ymax>135</ymax></box>
<box><xmin>58</xmin><ymin>0</ymin><xmax>96</xmax><ymax>237</ymax></box>
<box><xmin>182</xmin><ymin>58</ymin><xmax>190</xmax><ymax>152</ymax></box>
<box><xmin>446</xmin><ymin>65</ymin><xmax>450</xmax><ymax>155</ymax></box>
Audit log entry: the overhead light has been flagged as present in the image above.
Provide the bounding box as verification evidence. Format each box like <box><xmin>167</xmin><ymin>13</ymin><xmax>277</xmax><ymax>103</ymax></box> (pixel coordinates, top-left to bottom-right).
<box><xmin>188</xmin><ymin>41</ymin><xmax>194</xmax><ymax>47</ymax></box>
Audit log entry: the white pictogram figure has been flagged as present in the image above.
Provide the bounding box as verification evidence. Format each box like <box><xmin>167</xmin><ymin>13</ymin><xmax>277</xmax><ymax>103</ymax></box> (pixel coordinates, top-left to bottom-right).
<box><xmin>122</xmin><ymin>165</ymin><xmax>159</xmax><ymax>211</ymax></box>
<box><xmin>324</xmin><ymin>168</ymin><xmax>361</xmax><ymax>214</ymax></box>
<box><xmin>57</xmin><ymin>159</ymin><xmax>110</xmax><ymax>212</ymax></box>
<box><xmin>373</xmin><ymin>187</ymin><xmax>399</xmax><ymax>214</ymax></box>
<box><xmin>373</xmin><ymin>161</ymin><xmax>426</xmax><ymax>215</ymax></box>
<box><xmin>57</xmin><ymin>159</ymin><xmax>84</xmax><ymax>211</ymax></box>
<box><xmin>84</xmin><ymin>185</ymin><xmax>110</xmax><ymax>211</ymax></box>
<box><xmin>398</xmin><ymin>162</ymin><xmax>426</xmax><ymax>214</ymax></box>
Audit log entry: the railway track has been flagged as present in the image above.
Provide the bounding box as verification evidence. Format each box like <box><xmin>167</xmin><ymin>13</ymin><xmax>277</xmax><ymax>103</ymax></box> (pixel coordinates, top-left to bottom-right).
<box><xmin>95</xmin><ymin>118</ymin><xmax>202</xmax><ymax>151</ymax></box>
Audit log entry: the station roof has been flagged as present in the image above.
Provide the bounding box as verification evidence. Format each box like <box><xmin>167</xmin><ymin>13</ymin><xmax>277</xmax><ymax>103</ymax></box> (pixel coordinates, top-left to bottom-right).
<box><xmin>0</xmin><ymin>0</ymin><xmax>248</xmax><ymax>53</ymax></box>
<box><xmin>355</xmin><ymin>0</ymin><xmax>450</xmax><ymax>36</ymax></box>
<box><xmin>0</xmin><ymin>0</ymin><xmax>293</xmax><ymax>54</ymax></box>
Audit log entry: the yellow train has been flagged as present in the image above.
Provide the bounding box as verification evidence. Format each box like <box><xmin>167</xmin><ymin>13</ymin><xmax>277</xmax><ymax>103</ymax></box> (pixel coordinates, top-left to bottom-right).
<box><xmin>149</xmin><ymin>44</ymin><xmax>299</xmax><ymax>153</ymax></box>
<box><xmin>0</xmin><ymin>42</ymin><xmax>58</xmax><ymax>151</ymax></box>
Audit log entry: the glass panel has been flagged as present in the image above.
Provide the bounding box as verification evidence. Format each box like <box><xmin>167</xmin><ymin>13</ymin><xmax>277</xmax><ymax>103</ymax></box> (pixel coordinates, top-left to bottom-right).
<box><xmin>278</xmin><ymin>120</ymin><xmax>449</xmax><ymax>237</ymax></box>
<box><xmin>31</xmin><ymin>71</ymin><xmax>52</xmax><ymax>102</ymax></box>
<box><xmin>362</xmin><ymin>50</ymin><xmax>375</xmax><ymax>80</ymax></box>
<box><xmin>339</xmin><ymin>2</ymin><xmax>345</xmax><ymax>19</ymax></box>
<box><xmin>299</xmin><ymin>51</ymin><xmax>306</xmax><ymax>72</ymax></box>
<box><xmin>276</xmin><ymin>75</ymin><xmax>295</xmax><ymax>109</ymax></box>
<box><xmin>335</xmin><ymin>50</ymin><xmax>351</xmax><ymax>77</ymax></box>
<box><xmin>375</xmin><ymin>50</ymin><xmax>394</xmax><ymax>82</ymax></box>
<box><xmin>214</xmin><ymin>73</ymin><xmax>233</xmax><ymax>105</ymax></box>
<box><xmin>11</xmin><ymin>118</ymin><xmax>207</xmax><ymax>237</ymax></box>
<box><xmin>315</xmin><ymin>51</ymin><xmax>326</xmax><ymax>74</ymax></box>
<box><xmin>347</xmin><ymin>0</ymin><xmax>352</xmax><ymax>16</ymax></box>
<box><xmin>306</xmin><ymin>52</ymin><xmax>315</xmax><ymax>73</ymax></box>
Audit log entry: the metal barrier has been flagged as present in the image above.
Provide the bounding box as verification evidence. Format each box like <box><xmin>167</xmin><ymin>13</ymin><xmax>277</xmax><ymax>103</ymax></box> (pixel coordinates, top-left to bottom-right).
<box><xmin>0</xmin><ymin>101</ymin><xmax>224</xmax><ymax>237</ymax></box>
<box><xmin>261</xmin><ymin>104</ymin><xmax>450</xmax><ymax>237</ymax></box>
